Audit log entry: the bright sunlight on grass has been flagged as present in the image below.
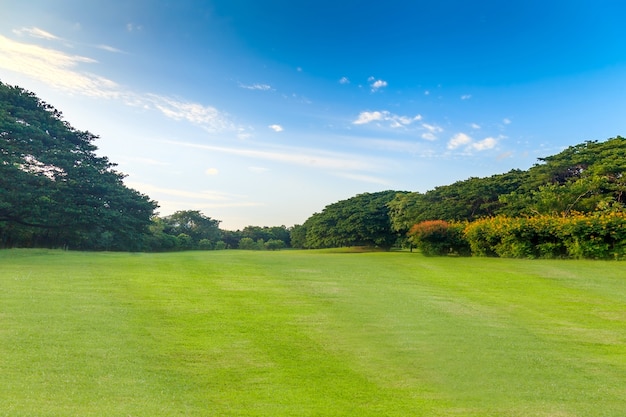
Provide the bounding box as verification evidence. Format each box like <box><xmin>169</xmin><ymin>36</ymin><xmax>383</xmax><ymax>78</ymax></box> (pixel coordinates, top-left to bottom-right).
<box><xmin>1</xmin><ymin>249</ymin><xmax>625</xmax><ymax>416</ymax></box>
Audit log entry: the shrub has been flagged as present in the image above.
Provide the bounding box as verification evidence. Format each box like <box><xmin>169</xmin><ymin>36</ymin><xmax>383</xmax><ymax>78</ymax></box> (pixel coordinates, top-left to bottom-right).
<box><xmin>198</xmin><ymin>239</ymin><xmax>213</xmax><ymax>250</ymax></box>
<box><xmin>408</xmin><ymin>220</ymin><xmax>470</xmax><ymax>256</ymax></box>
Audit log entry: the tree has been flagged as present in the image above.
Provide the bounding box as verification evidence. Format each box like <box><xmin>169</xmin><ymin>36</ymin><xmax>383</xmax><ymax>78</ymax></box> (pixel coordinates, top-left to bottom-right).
<box><xmin>161</xmin><ymin>210</ymin><xmax>221</xmax><ymax>249</ymax></box>
<box><xmin>289</xmin><ymin>224</ymin><xmax>307</xmax><ymax>249</ymax></box>
<box><xmin>302</xmin><ymin>191</ymin><xmax>401</xmax><ymax>249</ymax></box>
<box><xmin>0</xmin><ymin>82</ymin><xmax>157</xmax><ymax>249</ymax></box>
<box><xmin>388</xmin><ymin>170</ymin><xmax>525</xmax><ymax>237</ymax></box>
<box><xmin>264</xmin><ymin>239</ymin><xmax>286</xmax><ymax>251</ymax></box>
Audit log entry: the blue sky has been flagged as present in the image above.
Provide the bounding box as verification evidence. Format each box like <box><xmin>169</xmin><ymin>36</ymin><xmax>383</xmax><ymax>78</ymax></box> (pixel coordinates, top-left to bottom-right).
<box><xmin>1</xmin><ymin>1</ymin><xmax>625</xmax><ymax>229</ymax></box>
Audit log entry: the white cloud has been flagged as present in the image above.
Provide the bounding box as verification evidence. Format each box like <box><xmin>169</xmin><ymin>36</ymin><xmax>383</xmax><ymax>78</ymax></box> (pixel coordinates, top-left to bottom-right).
<box><xmin>353</xmin><ymin>111</ymin><xmax>384</xmax><ymax>125</ymax></box>
<box><xmin>125</xmin><ymin>182</ymin><xmax>235</xmax><ymax>201</ymax></box>
<box><xmin>268</xmin><ymin>124</ymin><xmax>283</xmax><ymax>132</ymax></box>
<box><xmin>447</xmin><ymin>133</ymin><xmax>472</xmax><ymax>150</ymax></box>
<box><xmin>339</xmin><ymin>76</ymin><xmax>350</xmax><ymax>84</ymax></box>
<box><xmin>461</xmin><ymin>94</ymin><xmax>472</xmax><ymax>100</ymax></box>
<box><xmin>447</xmin><ymin>133</ymin><xmax>500</xmax><ymax>151</ymax></box>
<box><xmin>369</xmin><ymin>78</ymin><xmax>388</xmax><ymax>92</ymax></box>
<box><xmin>421</xmin><ymin>123</ymin><xmax>443</xmax><ymax>140</ymax></box>
<box><xmin>472</xmin><ymin>137</ymin><xmax>498</xmax><ymax>151</ymax></box>
<box><xmin>97</xmin><ymin>44</ymin><xmax>125</xmax><ymax>54</ymax></box>
<box><xmin>422</xmin><ymin>123</ymin><xmax>443</xmax><ymax>133</ymax></box>
<box><xmin>470</xmin><ymin>123</ymin><xmax>481</xmax><ymax>129</ymax></box>
<box><xmin>0</xmin><ymin>35</ymin><xmax>119</xmax><ymax>99</ymax></box>
<box><xmin>149</xmin><ymin>95</ymin><xmax>235</xmax><ymax>132</ymax></box>
<box><xmin>205</xmin><ymin>168</ymin><xmax>219</xmax><ymax>176</ymax></box>
<box><xmin>239</xmin><ymin>82</ymin><xmax>272</xmax><ymax>91</ymax></box>
<box><xmin>503</xmin><ymin>118</ymin><xmax>512</xmax><ymax>124</ymax></box>
<box><xmin>13</xmin><ymin>27</ymin><xmax>60</xmax><ymax>41</ymax></box>
<box><xmin>353</xmin><ymin>110</ymin><xmax>422</xmax><ymax>128</ymax></box>
<box><xmin>0</xmin><ymin>35</ymin><xmax>239</xmax><ymax>133</ymax></box>
<box><xmin>166</xmin><ymin>140</ymin><xmax>378</xmax><ymax>172</ymax></box>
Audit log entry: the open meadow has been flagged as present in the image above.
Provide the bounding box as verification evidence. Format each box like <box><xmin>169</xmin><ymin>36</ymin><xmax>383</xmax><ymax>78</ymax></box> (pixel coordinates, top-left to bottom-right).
<box><xmin>1</xmin><ymin>249</ymin><xmax>625</xmax><ymax>416</ymax></box>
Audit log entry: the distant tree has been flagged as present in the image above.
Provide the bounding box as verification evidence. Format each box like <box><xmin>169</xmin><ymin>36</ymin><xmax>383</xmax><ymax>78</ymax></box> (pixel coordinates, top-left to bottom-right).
<box><xmin>161</xmin><ymin>210</ymin><xmax>221</xmax><ymax>249</ymax></box>
<box><xmin>221</xmin><ymin>229</ymin><xmax>242</xmax><ymax>249</ymax></box>
<box><xmin>302</xmin><ymin>190</ymin><xmax>402</xmax><ymax>249</ymax></box>
<box><xmin>240</xmin><ymin>225</ymin><xmax>291</xmax><ymax>247</ymax></box>
<box><xmin>0</xmin><ymin>82</ymin><xmax>157</xmax><ymax>249</ymax></box>
<box><xmin>289</xmin><ymin>224</ymin><xmax>307</xmax><ymax>249</ymax></box>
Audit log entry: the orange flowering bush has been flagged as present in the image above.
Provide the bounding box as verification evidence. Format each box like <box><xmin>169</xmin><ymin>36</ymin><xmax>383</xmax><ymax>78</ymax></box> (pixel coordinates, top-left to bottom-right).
<box><xmin>408</xmin><ymin>220</ymin><xmax>470</xmax><ymax>256</ymax></box>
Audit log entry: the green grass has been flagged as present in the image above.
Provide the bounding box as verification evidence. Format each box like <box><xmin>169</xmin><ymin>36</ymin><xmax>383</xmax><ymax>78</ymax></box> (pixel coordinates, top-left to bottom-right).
<box><xmin>1</xmin><ymin>249</ymin><xmax>625</xmax><ymax>416</ymax></box>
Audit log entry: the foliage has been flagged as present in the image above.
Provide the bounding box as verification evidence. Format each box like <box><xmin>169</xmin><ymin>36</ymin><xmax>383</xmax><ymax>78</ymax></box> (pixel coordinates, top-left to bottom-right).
<box><xmin>289</xmin><ymin>224</ymin><xmax>307</xmax><ymax>249</ymax></box>
<box><xmin>388</xmin><ymin>170</ymin><xmax>526</xmax><ymax>235</ymax></box>
<box><xmin>463</xmin><ymin>212</ymin><xmax>626</xmax><ymax>259</ymax></box>
<box><xmin>264</xmin><ymin>238</ymin><xmax>286</xmax><ymax>250</ymax></box>
<box><xmin>407</xmin><ymin>220</ymin><xmax>470</xmax><ymax>256</ymax></box>
<box><xmin>302</xmin><ymin>190</ymin><xmax>401</xmax><ymax>249</ymax></box>
<box><xmin>160</xmin><ymin>210</ymin><xmax>221</xmax><ymax>250</ymax></box>
<box><xmin>389</xmin><ymin>137</ymin><xmax>626</xmax><ymax>232</ymax></box>
<box><xmin>498</xmin><ymin>137</ymin><xmax>626</xmax><ymax>216</ymax></box>
<box><xmin>0</xmin><ymin>82</ymin><xmax>157</xmax><ymax>250</ymax></box>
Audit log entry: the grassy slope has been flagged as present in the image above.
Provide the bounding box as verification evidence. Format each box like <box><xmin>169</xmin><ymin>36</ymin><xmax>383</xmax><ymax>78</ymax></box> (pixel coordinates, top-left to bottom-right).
<box><xmin>0</xmin><ymin>249</ymin><xmax>624</xmax><ymax>416</ymax></box>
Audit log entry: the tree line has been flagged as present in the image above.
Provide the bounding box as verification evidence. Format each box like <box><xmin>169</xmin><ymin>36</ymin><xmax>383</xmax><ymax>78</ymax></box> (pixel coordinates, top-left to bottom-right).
<box><xmin>3</xmin><ymin>81</ymin><xmax>626</xmax><ymax>256</ymax></box>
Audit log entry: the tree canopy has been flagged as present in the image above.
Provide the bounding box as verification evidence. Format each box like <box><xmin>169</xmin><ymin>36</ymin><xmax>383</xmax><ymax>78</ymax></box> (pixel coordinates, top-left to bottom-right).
<box><xmin>296</xmin><ymin>190</ymin><xmax>403</xmax><ymax>249</ymax></box>
<box><xmin>0</xmin><ymin>81</ymin><xmax>158</xmax><ymax>249</ymax></box>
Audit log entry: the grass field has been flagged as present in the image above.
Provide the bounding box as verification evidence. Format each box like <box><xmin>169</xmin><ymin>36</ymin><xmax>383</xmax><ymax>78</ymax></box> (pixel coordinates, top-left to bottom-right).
<box><xmin>1</xmin><ymin>249</ymin><xmax>625</xmax><ymax>416</ymax></box>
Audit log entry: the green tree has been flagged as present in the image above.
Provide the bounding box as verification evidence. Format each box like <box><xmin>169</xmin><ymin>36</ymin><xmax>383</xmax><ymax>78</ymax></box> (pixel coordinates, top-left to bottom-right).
<box><xmin>302</xmin><ymin>191</ymin><xmax>401</xmax><ymax>249</ymax></box>
<box><xmin>0</xmin><ymin>82</ymin><xmax>157</xmax><ymax>249</ymax></box>
<box><xmin>161</xmin><ymin>210</ymin><xmax>221</xmax><ymax>249</ymax></box>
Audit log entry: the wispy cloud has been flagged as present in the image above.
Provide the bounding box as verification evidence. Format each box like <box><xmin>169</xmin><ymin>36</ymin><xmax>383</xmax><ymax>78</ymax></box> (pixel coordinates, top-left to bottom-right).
<box><xmin>0</xmin><ymin>35</ymin><xmax>239</xmax><ymax>133</ymax></box>
<box><xmin>239</xmin><ymin>82</ymin><xmax>272</xmax><ymax>91</ymax></box>
<box><xmin>165</xmin><ymin>140</ymin><xmax>379</xmax><ymax>172</ymax></box>
<box><xmin>97</xmin><ymin>44</ymin><xmax>125</xmax><ymax>54</ymax></box>
<box><xmin>125</xmin><ymin>182</ymin><xmax>236</xmax><ymax>201</ymax></box>
<box><xmin>421</xmin><ymin>123</ymin><xmax>444</xmax><ymax>141</ymax></box>
<box><xmin>268</xmin><ymin>124</ymin><xmax>283</xmax><ymax>132</ymax></box>
<box><xmin>339</xmin><ymin>76</ymin><xmax>350</xmax><ymax>84</ymax></box>
<box><xmin>353</xmin><ymin>110</ymin><xmax>422</xmax><ymax>128</ymax></box>
<box><xmin>0</xmin><ymin>35</ymin><xmax>119</xmax><ymax>98</ymax></box>
<box><xmin>148</xmin><ymin>95</ymin><xmax>235</xmax><ymax>132</ymax></box>
<box><xmin>461</xmin><ymin>94</ymin><xmax>472</xmax><ymax>100</ymax></box>
<box><xmin>13</xmin><ymin>27</ymin><xmax>60</xmax><ymax>41</ymax></box>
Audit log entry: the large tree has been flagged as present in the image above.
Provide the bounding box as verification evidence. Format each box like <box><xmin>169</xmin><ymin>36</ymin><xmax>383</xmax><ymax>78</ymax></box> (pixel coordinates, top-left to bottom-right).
<box><xmin>388</xmin><ymin>170</ymin><xmax>526</xmax><ymax>235</ymax></box>
<box><xmin>0</xmin><ymin>82</ymin><xmax>157</xmax><ymax>249</ymax></box>
<box><xmin>302</xmin><ymin>190</ymin><xmax>403</xmax><ymax>249</ymax></box>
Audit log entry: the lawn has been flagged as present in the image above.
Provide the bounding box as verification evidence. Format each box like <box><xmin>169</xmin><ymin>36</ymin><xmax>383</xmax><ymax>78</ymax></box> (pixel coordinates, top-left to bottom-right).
<box><xmin>1</xmin><ymin>249</ymin><xmax>625</xmax><ymax>416</ymax></box>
